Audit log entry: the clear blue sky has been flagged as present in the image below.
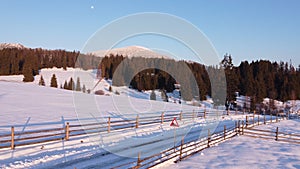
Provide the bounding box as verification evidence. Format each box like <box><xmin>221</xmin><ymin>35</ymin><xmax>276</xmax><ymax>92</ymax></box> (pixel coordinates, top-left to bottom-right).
<box><xmin>1</xmin><ymin>0</ymin><xmax>300</xmax><ymax>66</ymax></box>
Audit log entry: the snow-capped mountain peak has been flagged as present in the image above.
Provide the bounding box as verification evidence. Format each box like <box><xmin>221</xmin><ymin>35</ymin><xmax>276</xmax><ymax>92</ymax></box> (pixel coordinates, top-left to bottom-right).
<box><xmin>91</xmin><ymin>46</ymin><xmax>171</xmax><ymax>59</ymax></box>
<box><xmin>0</xmin><ymin>43</ymin><xmax>26</xmax><ymax>50</ymax></box>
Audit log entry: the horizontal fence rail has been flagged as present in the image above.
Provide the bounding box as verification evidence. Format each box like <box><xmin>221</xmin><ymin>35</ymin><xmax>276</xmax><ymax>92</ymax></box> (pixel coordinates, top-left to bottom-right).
<box><xmin>243</xmin><ymin>127</ymin><xmax>300</xmax><ymax>144</ymax></box>
<box><xmin>1</xmin><ymin>109</ymin><xmax>232</xmax><ymax>149</ymax></box>
<box><xmin>1</xmin><ymin>109</ymin><xmax>294</xmax><ymax>169</ymax></box>
<box><xmin>112</xmin><ymin>113</ymin><xmax>292</xmax><ymax>169</ymax></box>
<box><xmin>112</xmin><ymin>124</ymin><xmax>239</xmax><ymax>169</ymax></box>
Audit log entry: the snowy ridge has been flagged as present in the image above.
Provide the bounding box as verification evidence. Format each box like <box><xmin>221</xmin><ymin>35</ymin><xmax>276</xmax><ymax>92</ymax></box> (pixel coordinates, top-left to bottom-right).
<box><xmin>91</xmin><ymin>46</ymin><xmax>171</xmax><ymax>59</ymax></box>
<box><xmin>0</xmin><ymin>43</ymin><xmax>26</xmax><ymax>50</ymax></box>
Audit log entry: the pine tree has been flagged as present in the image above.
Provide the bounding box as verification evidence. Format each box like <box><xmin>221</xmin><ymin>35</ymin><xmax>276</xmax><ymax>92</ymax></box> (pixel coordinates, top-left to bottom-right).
<box><xmin>161</xmin><ymin>90</ymin><xmax>168</xmax><ymax>102</ymax></box>
<box><xmin>50</xmin><ymin>74</ymin><xmax>58</xmax><ymax>88</ymax></box>
<box><xmin>63</xmin><ymin>80</ymin><xmax>68</xmax><ymax>89</ymax></box>
<box><xmin>82</xmin><ymin>84</ymin><xmax>86</xmax><ymax>93</ymax></box>
<box><xmin>150</xmin><ymin>90</ymin><xmax>156</xmax><ymax>100</ymax></box>
<box><xmin>221</xmin><ymin>54</ymin><xmax>233</xmax><ymax>69</ymax></box>
<box><xmin>22</xmin><ymin>61</ymin><xmax>34</xmax><ymax>82</ymax></box>
<box><xmin>38</xmin><ymin>75</ymin><xmax>45</xmax><ymax>86</ymax></box>
<box><xmin>75</xmin><ymin>77</ymin><xmax>81</xmax><ymax>91</ymax></box>
<box><xmin>68</xmin><ymin>77</ymin><xmax>75</xmax><ymax>90</ymax></box>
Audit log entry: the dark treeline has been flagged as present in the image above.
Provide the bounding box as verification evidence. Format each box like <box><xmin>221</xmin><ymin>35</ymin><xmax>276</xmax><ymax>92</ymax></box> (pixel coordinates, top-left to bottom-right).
<box><xmin>99</xmin><ymin>55</ymin><xmax>210</xmax><ymax>101</ymax></box>
<box><xmin>0</xmin><ymin>48</ymin><xmax>79</xmax><ymax>76</ymax></box>
<box><xmin>0</xmin><ymin>48</ymin><xmax>100</xmax><ymax>80</ymax></box>
<box><xmin>99</xmin><ymin>55</ymin><xmax>300</xmax><ymax>104</ymax></box>
<box><xmin>0</xmin><ymin>47</ymin><xmax>299</xmax><ymax>104</ymax></box>
<box><xmin>220</xmin><ymin>55</ymin><xmax>300</xmax><ymax>104</ymax></box>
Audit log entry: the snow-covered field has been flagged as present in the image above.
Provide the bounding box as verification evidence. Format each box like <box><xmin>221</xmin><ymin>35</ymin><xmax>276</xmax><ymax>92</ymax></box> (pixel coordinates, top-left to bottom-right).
<box><xmin>0</xmin><ymin>77</ymin><xmax>207</xmax><ymax>168</ymax></box>
<box><xmin>163</xmin><ymin>119</ymin><xmax>300</xmax><ymax>169</ymax></box>
<box><xmin>1</xmin><ymin>68</ymin><xmax>299</xmax><ymax>169</ymax></box>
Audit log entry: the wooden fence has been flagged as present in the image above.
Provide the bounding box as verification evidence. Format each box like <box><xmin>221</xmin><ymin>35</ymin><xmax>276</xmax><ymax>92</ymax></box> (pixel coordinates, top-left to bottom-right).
<box><xmin>1</xmin><ymin>109</ymin><xmax>232</xmax><ymax>149</ymax></box>
<box><xmin>1</xmin><ymin>110</ymin><xmax>296</xmax><ymax>169</ymax></box>
<box><xmin>112</xmin><ymin>123</ymin><xmax>239</xmax><ymax>168</ymax></box>
<box><xmin>113</xmin><ymin>113</ymin><xmax>299</xmax><ymax>169</ymax></box>
<box><xmin>243</xmin><ymin>127</ymin><xmax>300</xmax><ymax>144</ymax></box>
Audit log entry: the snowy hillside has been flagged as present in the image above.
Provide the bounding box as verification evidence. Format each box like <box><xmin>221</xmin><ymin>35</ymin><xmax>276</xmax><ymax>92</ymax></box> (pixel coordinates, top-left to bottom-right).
<box><xmin>0</xmin><ymin>80</ymin><xmax>207</xmax><ymax>169</ymax></box>
<box><xmin>91</xmin><ymin>46</ymin><xmax>171</xmax><ymax>59</ymax></box>
<box><xmin>0</xmin><ymin>80</ymin><xmax>299</xmax><ymax>168</ymax></box>
<box><xmin>0</xmin><ymin>67</ymin><xmax>189</xmax><ymax>103</ymax></box>
<box><xmin>0</xmin><ymin>81</ymin><xmax>201</xmax><ymax>127</ymax></box>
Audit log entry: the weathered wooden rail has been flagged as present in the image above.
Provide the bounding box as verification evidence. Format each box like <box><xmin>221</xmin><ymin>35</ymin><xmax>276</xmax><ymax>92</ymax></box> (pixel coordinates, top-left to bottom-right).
<box><xmin>112</xmin><ymin>113</ymin><xmax>296</xmax><ymax>169</ymax></box>
<box><xmin>1</xmin><ymin>109</ymin><xmax>235</xmax><ymax>149</ymax></box>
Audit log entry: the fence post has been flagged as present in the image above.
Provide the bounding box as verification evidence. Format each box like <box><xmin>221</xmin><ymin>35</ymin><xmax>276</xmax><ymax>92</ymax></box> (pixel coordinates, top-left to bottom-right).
<box><xmin>136</xmin><ymin>115</ymin><xmax>139</xmax><ymax>128</ymax></box>
<box><xmin>224</xmin><ymin>125</ymin><xmax>226</xmax><ymax>140</ymax></box>
<box><xmin>180</xmin><ymin>111</ymin><xmax>182</xmax><ymax>121</ymax></box>
<box><xmin>207</xmin><ymin>129</ymin><xmax>211</xmax><ymax>148</ymax></box>
<box><xmin>258</xmin><ymin>115</ymin><xmax>260</xmax><ymax>126</ymax></box>
<box><xmin>179</xmin><ymin>137</ymin><xmax>184</xmax><ymax>161</ymax></box>
<box><xmin>276</xmin><ymin>112</ymin><xmax>278</xmax><ymax>123</ymax></box>
<box><xmin>246</xmin><ymin>116</ymin><xmax>248</xmax><ymax>128</ymax></box>
<box><xmin>270</xmin><ymin>113</ymin><xmax>272</xmax><ymax>123</ymax></box>
<box><xmin>136</xmin><ymin>152</ymin><xmax>141</xmax><ymax>168</ymax></box>
<box><xmin>65</xmin><ymin>122</ymin><xmax>70</xmax><ymax>141</ymax></box>
<box><xmin>108</xmin><ymin>117</ymin><xmax>111</xmax><ymax>133</ymax></box>
<box><xmin>264</xmin><ymin>113</ymin><xmax>266</xmax><ymax>124</ymax></box>
<box><xmin>161</xmin><ymin>112</ymin><xmax>164</xmax><ymax>124</ymax></box>
<box><xmin>193</xmin><ymin>110</ymin><xmax>195</xmax><ymax>121</ymax></box>
<box><xmin>275</xmin><ymin>127</ymin><xmax>279</xmax><ymax>141</ymax></box>
<box><xmin>242</xmin><ymin>121</ymin><xmax>244</xmax><ymax>135</ymax></box>
<box><xmin>11</xmin><ymin>126</ymin><xmax>15</xmax><ymax>150</ymax></box>
<box><xmin>235</xmin><ymin>121</ymin><xmax>237</xmax><ymax>133</ymax></box>
<box><xmin>227</xmin><ymin>110</ymin><xmax>229</xmax><ymax>116</ymax></box>
<box><xmin>204</xmin><ymin>111</ymin><xmax>206</xmax><ymax>119</ymax></box>
<box><xmin>238</xmin><ymin>120</ymin><xmax>241</xmax><ymax>134</ymax></box>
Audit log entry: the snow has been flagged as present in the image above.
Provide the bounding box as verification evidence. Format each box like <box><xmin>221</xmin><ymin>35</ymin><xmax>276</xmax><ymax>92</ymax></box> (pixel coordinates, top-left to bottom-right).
<box><xmin>0</xmin><ymin>80</ymin><xmax>203</xmax><ymax>128</ymax></box>
<box><xmin>0</xmin><ymin>77</ymin><xmax>239</xmax><ymax>168</ymax></box>
<box><xmin>1</xmin><ymin>68</ymin><xmax>300</xmax><ymax>168</ymax></box>
<box><xmin>91</xmin><ymin>46</ymin><xmax>171</xmax><ymax>59</ymax></box>
<box><xmin>0</xmin><ymin>67</ymin><xmax>186</xmax><ymax>101</ymax></box>
<box><xmin>0</xmin><ymin>43</ymin><xmax>25</xmax><ymax>50</ymax></box>
<box><xmin>0</xmin><ymin>80</ymin><xmax>204</xmax><ymax>168</ymax></box>
<box><xmin>163</xmin><ymin>119</ymin><xmax>300</xmax><ymax>169</ymax></box>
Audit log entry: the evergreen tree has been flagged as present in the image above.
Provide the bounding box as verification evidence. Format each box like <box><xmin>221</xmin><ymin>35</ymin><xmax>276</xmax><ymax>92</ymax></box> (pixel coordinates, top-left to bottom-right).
<box><xmin>75</xmin><ymin>77</ymin><xmax>81</xmax><ymax>91</ymax></box>
<box><xmin>221</xmin><ymin>53</ymin><xmax>233</xmax><ymax>69</ymax></box>
<box><xmin>161</xmin><ymin>89</ymin><xmax>168</xmax><ymax>102</ymax></box>
<box><xmin>68</xmin><ymin>77</ymin><xmax>75</xmax><ymax>90</ymax></box>
<box><xmin>150</xmin><ymin>90</ymin><xmax>156</xmax><ymax>100</ymax></box>
<box><xmin>38</xmin><ymin>75</ymin><xmax>45</xmax><ymax>86</ymax></box>
<box><xmin>82</xmin><ymin>84</ymin><xmax>86</xmax><ymax>93</ymax></box>
<box><xmin>50</xmin><ymin>74</ymin><xmax>58</xmax><ymax>88</ymax></box>
<box><xmin>63</xmin><ymin>80</ymin><xmax>68</xmax><ymax>89</ymax></box>
<box><xmin>22</xmin><ymin>61</ymin><xmax>34</xmax><ymax>82</ymax></box>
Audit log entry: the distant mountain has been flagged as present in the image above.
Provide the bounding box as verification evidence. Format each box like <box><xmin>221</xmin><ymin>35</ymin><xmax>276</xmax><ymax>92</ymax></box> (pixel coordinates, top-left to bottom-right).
<box><xmin>91</xmin><ymin>46</ymin><xmax>171</xmax><ymax>59</ymax></box>
<box><xmin>0</xmin><ymin>43</ymin><xmax>26</xmax><ymax>50</ymax></box>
